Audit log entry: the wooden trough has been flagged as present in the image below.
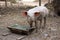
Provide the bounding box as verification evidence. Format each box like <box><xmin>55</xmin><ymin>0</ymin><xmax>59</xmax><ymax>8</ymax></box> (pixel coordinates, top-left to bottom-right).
<box><xmin>7</xmin><ymin>24</ymin><xmax>35</xmax><ymax>35</ymax></box>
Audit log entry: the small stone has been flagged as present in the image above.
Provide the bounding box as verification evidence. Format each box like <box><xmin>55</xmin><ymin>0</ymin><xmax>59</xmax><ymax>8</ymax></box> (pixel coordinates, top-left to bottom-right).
<box><xmin>44</xmin><ymin>34</ymin><xmax>50</xmax><ymax>38</ymax></box>
<box><xmin>44</xmin><ymin>33</ymin><xmax>48</xmax><ymax>37</ymax></box>
<box><xmin>0</xmin><ymin>15</ymin><xmax>1</xmax><ymax>17</ymax></box>
<box><xmin>15</xmin><ymin>24</ymin><xmax>18</xmax><ymax>25</ymax></box>
<box><xmin>17</xmin><ymin>36</ymin><xmax>26</xmax><ymax>40</ymax></box>
<box><xmin>51</xmin><ymin>28</ymin><xmax>57</xmax><ymax>31</ymax></box>
<box><xmin>13</xmin><ymin>18</ymin><xmax>16</xmax><ymax>20</ymax></box>
<box><xmin>2</xmin><ymin>33</ymin><xmax>10</xmax><ymax>36</ymax></box>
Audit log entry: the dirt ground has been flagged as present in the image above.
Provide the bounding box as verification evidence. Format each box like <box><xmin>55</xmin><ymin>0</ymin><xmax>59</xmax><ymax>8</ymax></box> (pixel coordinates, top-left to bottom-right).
<box><xmin>0</xmin><ymin>7</ymin><xmax>60</xmax><ymax>40</ymax></box>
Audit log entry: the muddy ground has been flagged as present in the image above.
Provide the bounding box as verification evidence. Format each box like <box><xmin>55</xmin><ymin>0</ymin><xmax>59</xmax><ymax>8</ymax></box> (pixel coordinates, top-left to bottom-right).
<box><xmin>0</xmin><ymin>7</ymin><xmax>60</xmax><ymax>40</ymax></box>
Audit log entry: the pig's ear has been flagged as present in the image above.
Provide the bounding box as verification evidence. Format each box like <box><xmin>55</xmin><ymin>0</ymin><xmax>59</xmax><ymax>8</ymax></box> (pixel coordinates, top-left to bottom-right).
<box><xmin>22</xmin><ymin>11</ymin><xmax>27</xmax><ymax>17</ymax></box>
<box><xmin>34</xmin><ymin>12</ymin><xmax>40</xmax><ymax>16</ymax></box>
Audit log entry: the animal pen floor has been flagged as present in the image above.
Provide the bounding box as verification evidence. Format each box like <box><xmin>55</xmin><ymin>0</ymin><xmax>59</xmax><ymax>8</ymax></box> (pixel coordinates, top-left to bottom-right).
<box><xmin>0</xmin><ymin>7</ymin><xmax>60</xmax><ymax>40</ymax></box>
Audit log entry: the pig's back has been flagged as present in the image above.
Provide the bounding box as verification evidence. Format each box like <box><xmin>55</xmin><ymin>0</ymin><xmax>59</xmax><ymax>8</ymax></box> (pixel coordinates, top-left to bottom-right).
<box><xmin>27</xmin><ymin>6</ymin><xmax>49</xmax><ymax>19</ymax></box>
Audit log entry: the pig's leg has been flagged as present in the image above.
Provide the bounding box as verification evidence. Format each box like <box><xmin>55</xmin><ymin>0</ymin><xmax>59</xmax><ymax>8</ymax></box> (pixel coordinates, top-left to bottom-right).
<box><xmin>44</xmin><ymin>17</ymin><xmax>46</xmax><ymax>27</ymax></box>
<box><xmin>28</xmin><ymin>20</ymin><xmax>33</xmax><ymax>28</ymax></box>
<box><xmin>35</xmin><ymin>20</ymin><xmax>38</xmax><ymax>32</ymax></box>
<box><xmin>38</xmin><ymin>15</ymin><xmax>42</xmax><ymax>29</ymax></box>
<box><xmin>27</xmin><ymin>16</ymin><xmax>33</xmax><ymax>28</ymax></box>
<box><xmin>29</xmin><ymin>21</ymin><xmax>33</xmax><ymax>28</ymax></box>
<box><xmin>40</xmin><ymin>17</ymin><xmax>42</xmax><ymax>29</ymax></box>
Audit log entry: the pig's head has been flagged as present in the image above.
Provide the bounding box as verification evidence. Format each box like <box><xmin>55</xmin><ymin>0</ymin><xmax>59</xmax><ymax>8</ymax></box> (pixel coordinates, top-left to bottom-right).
<box><xmin>22</xmin><ymin>11</ymin><xmax>40</xmax><ymax>25</ymax></box>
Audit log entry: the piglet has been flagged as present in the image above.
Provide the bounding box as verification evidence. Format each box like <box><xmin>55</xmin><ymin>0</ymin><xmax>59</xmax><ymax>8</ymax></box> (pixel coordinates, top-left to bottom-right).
<box><xmin>22</xmin><ymin>6</ymin><xmax>49</xmax><ymax>32</ymax></box>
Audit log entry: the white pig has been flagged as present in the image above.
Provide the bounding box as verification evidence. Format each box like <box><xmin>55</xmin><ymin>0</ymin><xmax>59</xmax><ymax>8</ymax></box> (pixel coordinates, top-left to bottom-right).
<box><xmin>22</xmin><ymin>6</ymin><xmax>49</xmax><ymax>32</ymax></box>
